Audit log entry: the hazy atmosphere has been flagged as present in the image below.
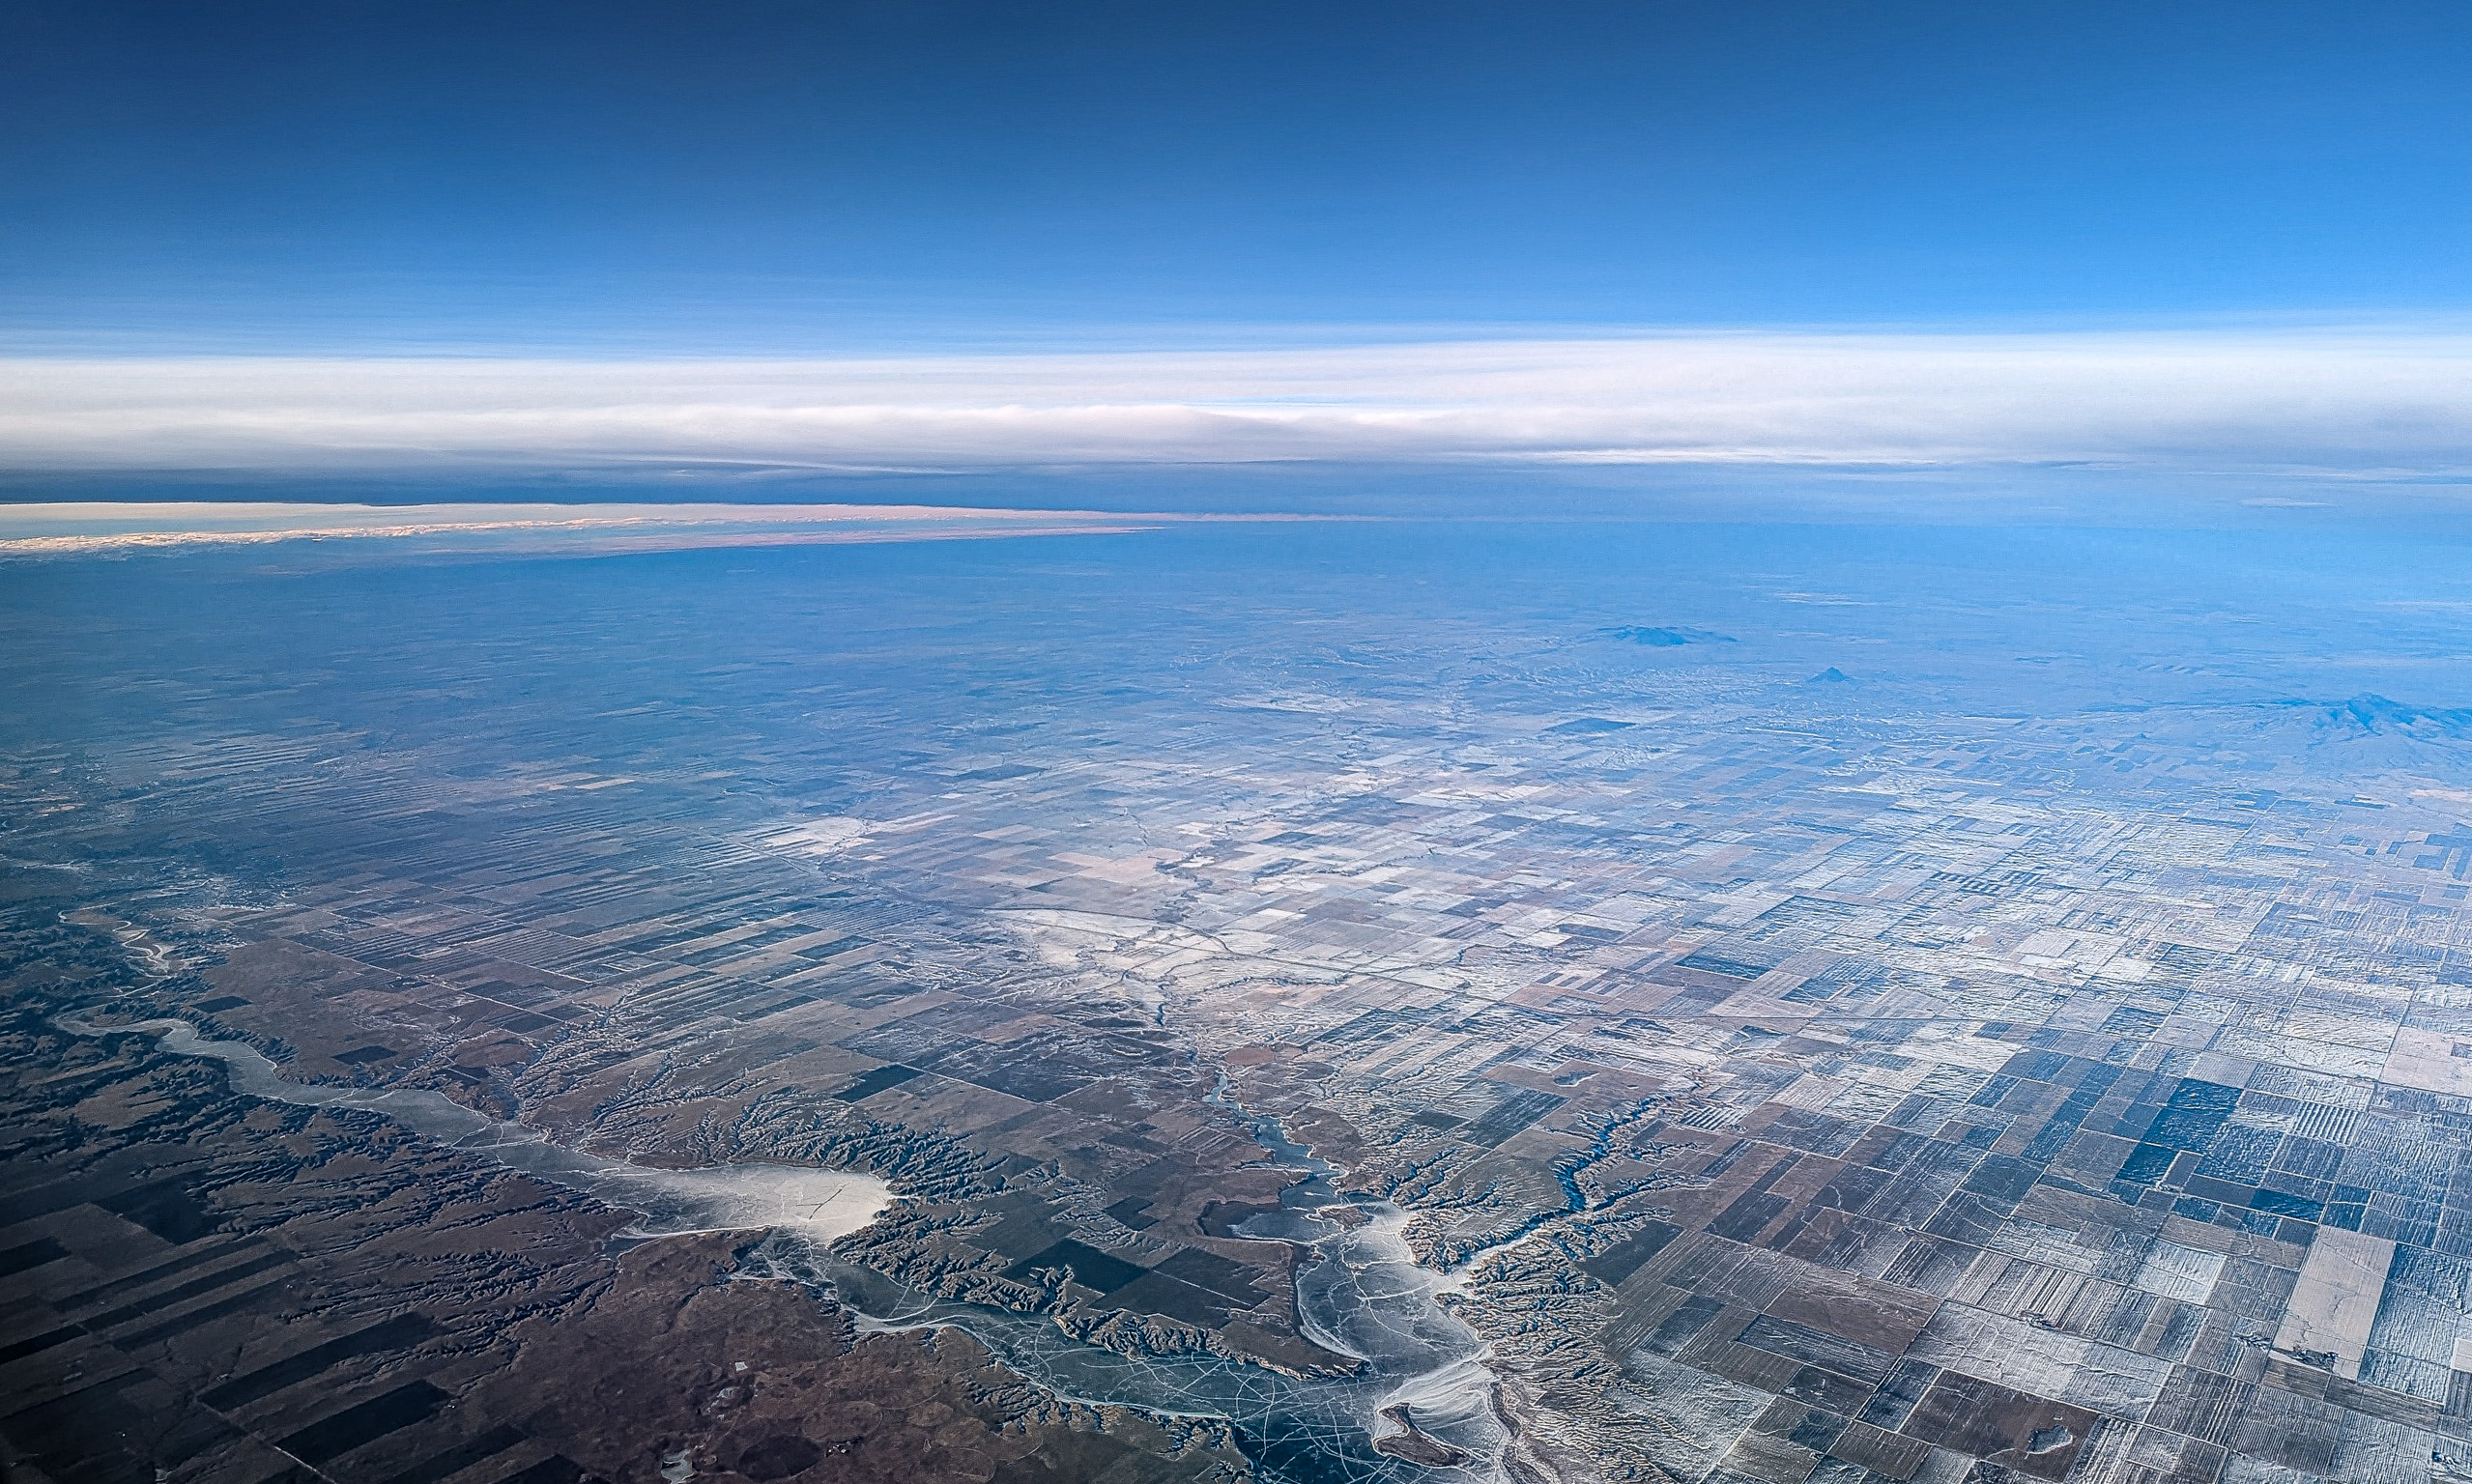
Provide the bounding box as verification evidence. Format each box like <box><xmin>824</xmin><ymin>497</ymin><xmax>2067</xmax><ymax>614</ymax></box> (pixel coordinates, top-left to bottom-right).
<box><xmin>8</xmin><ymin>9</ymin><xmax>2472</xmax><ymax>1484</ymax></box>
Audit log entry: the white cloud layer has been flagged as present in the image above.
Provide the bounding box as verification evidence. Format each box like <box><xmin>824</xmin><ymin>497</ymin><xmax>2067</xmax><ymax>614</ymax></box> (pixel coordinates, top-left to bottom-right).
<box><xmin>0</xmin><ymin>500</ymin><xmax>1176</xmax><ymax>556</ymax></box>
<box><xmin>4</xmin><ymin>329</ymin><xmax>2469</xmax><ymax>476</ymax></box>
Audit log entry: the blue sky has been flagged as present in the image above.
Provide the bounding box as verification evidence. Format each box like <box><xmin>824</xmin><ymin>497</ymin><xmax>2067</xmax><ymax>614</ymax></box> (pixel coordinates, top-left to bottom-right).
<box><xmin>4</xmin><ymin>1</ymin><xmax>2470</xmax><ymax>496</ymax></box>
<box><xmin>11</xmin><ymin>0</ymin><xmax>2472</xmax><ymax>347</ymax></box>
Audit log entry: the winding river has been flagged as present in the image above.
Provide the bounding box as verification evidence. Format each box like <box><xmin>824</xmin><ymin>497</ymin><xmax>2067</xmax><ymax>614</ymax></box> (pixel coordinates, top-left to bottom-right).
<box><xmin>60</xmin><ymin>1017</ymin><xmax>893</xmax><ymax>1243</ymax></box>
<box><xmin>69</xmin><ymin>1017</ymin><xmax>1511</xmax><ymax>1484</ymax></box>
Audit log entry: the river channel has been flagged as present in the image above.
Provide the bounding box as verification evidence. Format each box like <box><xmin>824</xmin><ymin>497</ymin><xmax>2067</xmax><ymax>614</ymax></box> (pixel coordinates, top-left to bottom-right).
<box><xmin>72</xmin><ymin>1017</ymin><xmax>1510</xmax><ymax>1484</ymax></box>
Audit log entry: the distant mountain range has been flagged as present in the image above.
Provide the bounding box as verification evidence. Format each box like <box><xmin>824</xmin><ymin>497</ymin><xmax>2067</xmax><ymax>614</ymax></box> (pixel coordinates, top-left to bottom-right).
<box><xmin>2303</xmin><ymin>694</ymin><xmax>2472</xmax><ymax>740</ymax></box>
<box><xmin>1600</xmin><ymin>625</ymin><xmax>1735</xmax><ymax>646</ymax></box>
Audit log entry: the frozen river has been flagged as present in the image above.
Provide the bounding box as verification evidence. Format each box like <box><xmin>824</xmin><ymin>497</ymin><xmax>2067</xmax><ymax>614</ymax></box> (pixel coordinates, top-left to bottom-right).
<box><xmin>78</xmin><ymin>1016</ymin><xmax>1507</xmax><ymax>1484</ymax></box>
<box><xmin>65</xmin><ymin>1017</ymin><xmax>892</xmax><ymax>1244</ymax></box>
